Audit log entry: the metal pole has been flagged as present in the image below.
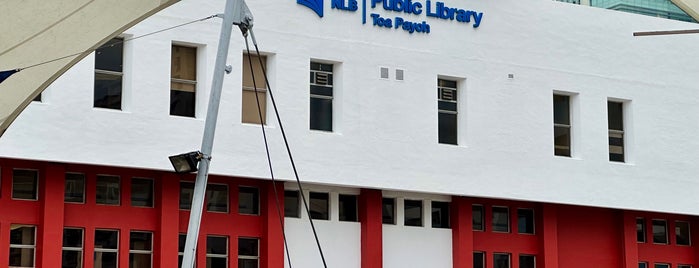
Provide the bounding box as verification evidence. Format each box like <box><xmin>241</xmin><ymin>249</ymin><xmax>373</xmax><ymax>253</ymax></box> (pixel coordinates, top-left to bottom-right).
<box><xmin>180</xmin><ymin>0</ymin><xmax>239</xmax><ymax>267</ymax></box>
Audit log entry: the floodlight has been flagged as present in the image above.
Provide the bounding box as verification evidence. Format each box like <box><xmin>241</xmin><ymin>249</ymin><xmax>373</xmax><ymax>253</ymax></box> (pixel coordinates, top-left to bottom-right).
<box><xmin>168</xmin><ymin>151</ymin><xmax>202</xmax><ymax>173</ymax></box>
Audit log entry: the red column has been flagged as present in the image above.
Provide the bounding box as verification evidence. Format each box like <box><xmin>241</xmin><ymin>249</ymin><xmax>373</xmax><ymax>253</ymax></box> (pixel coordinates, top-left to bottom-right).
<box><xmin>38</xmin><ymin>163</ymin><xmax>65</xmax><ymax>268</ymax></box>
<box><xmin>261</xmin><ymin>181</ymin><xmax>285</xmax><ymax>268</ymax></box>
<box><xmin>156</xmin><ymin>173</ymin><xmax>180</xmax><ymax>268</ymax></box>
<box><xmin>451</xmin><ymin>196</ymin><xmax>474</xmax><ymax>268</ymax></box>
<box><xmin>0</xmin><ymin>222</ymin><xmax>9</xmax><ymax>268</ymax></box>
<box><xmin>541</xmin><ymin>204</ymin><xmax>559</xmax><ymax>268</ymax></box>
<box><xmin>360</xmin><ymin>188</ymin><xmax>382</xmax><ymax>268</ymax></box>
<box><xmin>621</xmin><ymin>211</ymin><xmax>639</xmax><ymax>268</ymax></box>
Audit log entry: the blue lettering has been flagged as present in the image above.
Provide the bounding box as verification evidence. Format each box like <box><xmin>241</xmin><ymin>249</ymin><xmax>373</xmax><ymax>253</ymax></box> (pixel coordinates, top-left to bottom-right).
<box><xmin>371</xmin><ymin>13</ymin><xmax>393</xmax><ymax>28</ymax></box>
<box><xmin>413</xmin><ymin>2</ymin><xmax>422</xmax><ymax>15</ymax></box>
<box><xmin>371</xmin><ymin>0</ymin><xmax>382</xmax><ymax>8</ymax></box>
<box><xmin>331</xmin><ymin>0</ymin><xmax>358</xmax><ymax>11</ymax></box>
<box><xmin>472</xmin><ymin>12</ymin><xmax>483</xmax><ymax>28</ymax></box>
<box><xmin>426</xmin><ymin>0</ymin><xmax>438</xmax><ymax>17</ymax></box>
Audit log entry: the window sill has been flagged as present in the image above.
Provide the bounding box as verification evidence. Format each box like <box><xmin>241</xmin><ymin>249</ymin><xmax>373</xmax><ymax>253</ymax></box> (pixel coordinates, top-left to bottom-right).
<box><xmin>93</xmin><ymin>107</ymin><xmax>129</xmax><ymax>113</ymax></box>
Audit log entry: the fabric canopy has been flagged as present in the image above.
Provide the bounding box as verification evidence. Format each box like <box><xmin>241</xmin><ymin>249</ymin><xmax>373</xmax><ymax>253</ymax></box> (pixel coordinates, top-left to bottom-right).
<box><xmin>672</xmin><ymin>0</ymin><xmax>699</xmax><ymax>21</ymax></box>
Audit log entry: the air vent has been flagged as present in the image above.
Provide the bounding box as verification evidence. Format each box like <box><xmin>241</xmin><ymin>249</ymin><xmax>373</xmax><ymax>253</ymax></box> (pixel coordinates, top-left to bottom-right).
<box><xmin>439</xmin><ymin>88</ymin><xmax>456</xmax><ymax>101</ymax></box>
<box><xmin>380</xmin><ymin>67</ymin><xmax>389</xmax><ymax>79</ymax></box>
<box><xmin>396</xmin><ymin>69</ymin><xmax>404</xmax><ymax>81</ymax></box>
<box><xmin>315</xmin><ymin>72</ymin><xmax>330</xmax><ymax>85</ymax></box>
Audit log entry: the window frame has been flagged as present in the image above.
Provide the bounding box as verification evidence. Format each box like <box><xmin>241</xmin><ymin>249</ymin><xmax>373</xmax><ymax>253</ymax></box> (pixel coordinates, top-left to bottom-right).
<box><xmin>9</xmin><ymin>224</ymin><xmax>36</xmax><ymax>268</ymax></box>
<box><xmin>493</xmin><ymin>252</ymin><xmax>511</xmax><ymax>268</ymax></box>
<box><xmin>170</xmin><ymin>44</ymin><xmax>198</xmax><ymax>118</ymax></box>
<box><xmin>309</xmin><ymin>192</ymin><xmax>330</xmax><ymax>220</ymax></box>
<box><xmin>94</xmin><ymin>229</ymin><xmax>119</xmax><ymax>268</ymax></box>
<box><xmin>129</xmin><ymin>231</ymin><xmax>153</xmax><ymax>268</ymax></box>
<box><xmin>93</xmin><ymin>37</ymin><xmax>124</xmax><ymax>110</ymax></box>
<box><xmin>517</xmin><ymin>208</ymin><xmax>535</xmax><ymax>235</ymax></box>
<box><xmin>338</xmin><ymin>194</ymin><xmax>359</xmax><ymax>222</ymax></box>
<box><xmin>492</xmin><ymin>206</ymin><xmax>510</xmax><ymax>233</ymax></box>
<box><xmin>309</xmin><ymin>61</ymin><xmax>334</xmax><ymax>132</ymax></box>
<box><xmin>473</xmin><ymin>251</ymin><xmax>485</xmax><ymax>268</ymax></box>
<box><xmin>205</xmin><ymin>183</ymin><xmax>229</xmax><ymax>213</ymax></box>
<box><xmin>284</xmin><ymin>190</ymin><xmax>300</xmax><ymax>218</ymax></box>
<box><xmin>404</xmin><ymin>199</ymin><xmax>424</xmax><ymax>227</ymax></box>
<box><xmin>519</xmin><ymin>254</ymin><xmax>536</xmax><ymax>268</ymax></box>
<box><xmin>206</xmin><ymin>235</ymin><xmax>228</xmax><ymax>268</ymax></box>
<box><xmin>62</xmin><ymin>227</ymin><xmax>84</xmax><ymax>268</ymax></box>
<box><xmin>675</xmin><ymin>220</ymin><xmax>691</xmax><ymax>246</ymax></box>
<box><xmin>472</xmin><ymin>204</ymin><xmax>484</xmax><ymax>231</ymax></box>
<box><xmin>179</xmin><ymin>181</ymin><xmax>195</xmax><ymax>210</ymax></box>
<box><xmin>12</xmin><ymin>169</ymin><xmax>39</xmax><ymax>201</ymax></box>
<box><xmin>655</xmin><ymin>263</ymin><xmax>670</xmax><ymax>268</ymax></box>
<box><xmin>131</xmin><ymin>177</ymin><xmax>154</xmax><ymax>208</ymax></box>
<box><xmin>241</xmin><ymin>53</ymin><xmax>268</xmax><ymax>125</ymax></box>
<box><xmin>608</xmin><ymin>100</ymin><xmax>625</xmax><ymax>162</ymax></box>
<box><xmin>553</xmin><ymin>93</ymin><xmax>572</xmax><ymax>157</ymax></box>
<box><xmin>382</xmin><ymin>197</ymin><xmax>396</xmax><ymax>225</ymax></box>
<box><xmin>238</xmin><ymin>186</ymin><xmax>260</xmax><ymax>216</ymax></box>
<box><xmin>652</xmin><ymin>219</ymin><xmax>668</xmax><ymax>245</ymax></box>
<box><xmin>431</xmin><ymin>201</ymin><xmax>450</xmax><ymax>229</ymax></box>
<box><xmin>238</xmin><ymin>237</ymin><xmax>260</xmax><ymax>268</ymax></box>
<box><xmin>65</xmin><ymin>173</ymin><xmax>86</xmax><ymax>204</ymax></box>
<box><xmin>437</xmin><ymin>78</ymin><xmax>458</xmax><ymax>145</ymax></box>
<box><xmin>637</xmin><ymin>217</ymin><xmax>646</xmax><ymax>243</ymax></box>
<box><xmin>95</xmin><ymin>175</ymin><xmax>121</xmax><ymax>206</ymax></box>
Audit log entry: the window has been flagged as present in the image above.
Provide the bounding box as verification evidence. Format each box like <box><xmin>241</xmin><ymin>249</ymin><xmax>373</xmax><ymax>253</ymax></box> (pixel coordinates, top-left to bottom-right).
<box><xmin>284</xmin><ymin>191</ymin><xmax>300</xmax><ymax>218</ymax></box>
<box><xmin>171</xmin><ymin>45</ymin><xmax>197</xmax><ymax>117</ymax></box>
<box><xmin>655</xmin><ymin>264</ymin><xmax>670</xmax><ymax>268</ymax></box>
<box><xmin>62</xmin><ymin>228</ymin><xmax>83</xmax><ymax>268</ymax></box>
<box><xmin>238</xmin><ymin>238</ymin><xmax>259</xmax><ymax>268</ymax></box>
<box><xmin>177</xmin><ymin>234</ymin><xmax>187</xmax><ymax>268</ymax></box>
<box><xmin>239</xmin><ymin>186</ymin><xmax>259</xmax><ymax>215</ymax></box>
<box><xmin>493</xmin><ymin>253</ymin><xmax>511</xmax><ymax>268</ymax></box>
<box><xmin>96</xmin><ymin>175</ymin><xmax>120</xmax><ymax>205</ymax></box>
<box><xmin>310</xmin><ymin>61</ymin><xmax>334</xmax><ymax>131</ymax></box>
<box><xmin>242</xmin><ymin>54</ymin><xmax>267</xmax><ymax>124</ymax></box>
<box><xmin>438</xmin><ymin>78</ymin><xmax>458</xmax><ymax>145</ymax></box>
<box><xmin>131</xmin><ymin>178</ymin><xmax>154</xmax><ymax>207</ymax></box>
<box><xmin>94</xmin><ymin>38</ymin><xmax>123</xmax><ymax>110</ymax></box>
<box><xmin>309</xmin><ymin>192</ymin><xmax>329</xmax><ymax>220</ymax></box>
<box><xmin>94</xmin><ymin>230</ymin><xmax>119</xmax><ymax>268</ymax></box>
<box><xmin>431</xmin><ymin>201</ymin><xmax>450</xmax><ymax>228</ymax></box>
<box><xmin>473</xmin><ymin>205</ymin><xmax>484</xmax><ymax>231</ymax></box>
<box><xmin>492</xmin><ymin>207</ymin><xmax>510</xmax><ymax>233</ymax></box>
<box><xmin>637</xmin><ymin>218</ymin><xmax>646</xmax><ymax>243</ymax></box>
<box><xmin>129</xmin><ymin>231</ymin><xmax>152</xmax><ymax>268</ymax></box>
<box><xmin>339</xmin><ymin>194</ymin><xmax>358</xmax><ymax>222</ymax></box>
<box><xmin>9</xmin><ymin>225</ymin><xmax>35</xmax><ymax>268</ymax></box>
<box><xmin>404</xmin><ymin>199</ymin><xmax>423</xmax><ymax>227</ymax></box>
<box><xmin>678</xmin><ymin>265</ymin><xmax>692</xmax><ymax>268</ymax></box>
<box><xmin>639</xmin><ymin>263</ymin><xmax>648</xmax><ymax>268</ymax></box>
<box><xmin>180</xmin><ymin>181</ymin><xmax>194</xmax><ymax>210</ymax></box>
<box><xmin>519</xmin><ymin>255</ymin><xmax>535</xmax><ymax>268</ymax></box>
<box><xmin>553</xmin><ymin>94</ymin><xmax>571</xmax><ymax>156</ymax></box>
<box><xmin>608</xmin><ymin>101</ymin><xmax>625</xmax><ymax>162</ymax></box>
<box><xmin>206</xmin><ymin>236</ymin><xmax>227</xmax><ymax>268</ymax></box>
<box><xmin>517</xmin><ymin>209</ymin><xmax>534</xmax><ymax>234</ymax></box>
<box><xmin>473</xmin><ymin>252</ymin><xmax>485</xmax><ymax>268</ymax></box>
<box><xmin>676</xmin><ymin>221</ymin><xmax>691</xmax><ymax>245</ymax></box>
<box><xmin>382</xmin><ymin>198</ymin><xmax>396</xmax><ymax>224</ymax></box>
<box><xmin>65</xmin><ymin>173</ymin><xmax>85</xmax><ymax>203</ymax></box>
<box><xmin>206</xmin><ymin>184</ymin><xmax>228</xmax><ymax>213</ymax></box>
<box><xmin>652</xmin><ymin>219</ymin><xmax>668</xmax><ymax>244</ymax></box>
<box><xmin>12</xmin><ymin>169</ymin><xmax>38</xmax><ymax>200</ymax></box>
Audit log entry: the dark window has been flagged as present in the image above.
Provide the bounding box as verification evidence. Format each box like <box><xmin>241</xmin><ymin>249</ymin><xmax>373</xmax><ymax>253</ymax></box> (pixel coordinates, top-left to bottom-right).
<box><xmin>284</xmin><ymin>191</ymin><xmax>300</xmax><ymax>218</ymax></box>
<box><xmin>65</xmin><ymin>173</ymin><xmax>85</xmax><ymax>203</ymax></box>
<box><xmin>519</xmin><ymin>255</ymin><xmax>535</xmax><ymax>268</ymax></box>
<box><xmin>655</xmin><ymin>264</ymin><xmax>670</xmax><ymax>268</ymax></box>
<box><xmin>10</xmin><ymin>225</ymin><xmax>36</xmax><ymax>268</ymax></box>
<box><xmin>473</xmin><ymin>252</ymin><xmax>485</xmax><ymax>268</ymax></box>
<box><xmin>12</xmin><ymin>169</ymin><xmax>38</xmax><ymax>200</ymax></box>
<box><xmin>171</xmin><ymin>45</ymin><xmax>197</xmax><ymax>117</ymax></box>
<box><xmin>206</xmin><ymin>184</ymin><xmax>228</xmax><ymax>213</ymax></box>
<box><xmin>473</xmin><ymin>205</ymin><xmax>484</xmax><ymax>231</ymax></box>
<box><xmin>94</xmin><ymin>230</ymin><xmax>119</xmax><ymax>268</ymax></box>
<box><xmin>129</xmin><ymin>231</ymin><xmax>152</xmax><ymax>268</ymax></box>
<box><xmin>382</xmin><ymin>198</ymin><xmax>396</xmax><ymax>224</ymax></box>
<box><xmin>438</xmin><ymin>78</ymin><xmax>458</xmax><ymax>145</ymax></box>
<box><xmin>96</xmin><ymin>175</ymin><xmax>120</xmax><ymax>205</ymax></box>
<box><xmin>404</xmin><ymin>200</ymin><xmax>423</xmax><ymax>227</ymax></box>
<box><xmin>494</xmin><ymin>253</ymin><xmax>511</xmax><ymax>268</ymax></box>
<box><xmin>238</xmin><ymin>238</ymin><xmax>259</xmax><ymax>268</ymax></box>
<box><xmin>678</xmin><ymin>265</ymin><xmax>692</xmax><ymax>268</ymax></box>
<box><xmin>178</xmin><ymin>234</ymin><xmax>186</xmax><ymax>268</ymax></box>
<box><xmin>339</xmin><ymin>194</ymin><xmax>358</xmax><ymax>222</ymax></box>
<box><xmin>310</xmin><ymin>62</ymin><xmax>334</xmax><ymax>131</ymax></box>
<box><xmin>492</xmin><ymin>207</ymin><xmax>510</xmax><ymax>233</ymax></box>
<box><xmin>639</xmin><ymin>263</ymin><xmax>648</xmax><ymax>268</ymax></box>
<box><xmin>131</xmin><ymin>178</ymin><xmax>153</xmax><ymax>207</ymax></box>
<box><xmin>179</xmin><ymin>181</ymin><xmax>194</xmax><ymax>210</ymax></box>
<box><xmin>676</xmin><ymin>221</ymin><xmax>691</xmax><ymax>246</ymax></box>
<box><xmin>517</xmin><ymin>209</ymin><xmax>535</xmax><ymax>234</ymax></box>
<box><xmin>242</xmin><ymin>54</ymin><xmax>267</xmax><ymax>124</ymax></box>
<box><xmin>206</xmin><ymin>236</ymin><xmax>227</xmax><ymax>268</ymax></box>
<box><xmin>636</xmin><ymin>218</ymin><xmax>646</xmax><ymax>243</ymax></box>
<box><xmin>431</xmin><ymin>201</ymin><xmax>450</xmax><ymax>228</ymax></box>
<box><xmin>652</xmin><ymin>219</ymin><xmax>668</xmax><ymax>244</ymax></box>
<box><xmin>309</xmin><ymin>192</ymin><xmax>329</xmax><ymax>220</ymax></box>
<box><xmin>608</xmin><ymin>101</ymin><xmax>625</xmax><ymax>162</ymax></box>
<box><xmin>94</xmin><ymin>38</ymin><xmax>123</xmax><ymax>110</ymax></box>
<box><xmin>239</xmin><ymin>186</ymin><xmax>260</xmax><ymax>215</ymax></box>
<box><xmin>553</xmin><ymin>94</ymin><xmax>571</xmax><ymax>156</ymax></box>
<box><xmin>62</xmin><ymin>228</ymin><xmax>83</xmax><ymax>268</ymax></box>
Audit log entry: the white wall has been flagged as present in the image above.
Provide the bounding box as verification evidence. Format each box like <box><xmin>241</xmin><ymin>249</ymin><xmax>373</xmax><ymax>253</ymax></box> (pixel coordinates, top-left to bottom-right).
<box><xmin>3</xmin><ymin>0</ymin><xmax>699</xmax><ymax>215</ymax></box>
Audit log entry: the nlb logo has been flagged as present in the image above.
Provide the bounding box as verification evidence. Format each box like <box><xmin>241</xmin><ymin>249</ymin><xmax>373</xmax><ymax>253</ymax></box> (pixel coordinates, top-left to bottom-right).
<box><xmin>298</xmin><ymin>0</ymin><xmax>324</xmax><ymax>17</ymax></box>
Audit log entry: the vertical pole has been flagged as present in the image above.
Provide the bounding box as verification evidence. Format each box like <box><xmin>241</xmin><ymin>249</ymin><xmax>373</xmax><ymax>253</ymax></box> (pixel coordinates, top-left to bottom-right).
<box><xmin>180</xmin><ymin>0</ymin><xmax>239</xmax><ymax>267</ymax></box>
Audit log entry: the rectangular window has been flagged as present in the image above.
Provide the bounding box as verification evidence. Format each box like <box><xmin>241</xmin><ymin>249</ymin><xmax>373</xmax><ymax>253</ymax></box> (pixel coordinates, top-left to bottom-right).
<box><xmin>517</xmin><ymin>209</ymin><xmax>535</xmax><ymax>234</ymax></box>
<box><xmin>637</xmin><ymin>218</ymin><xmax>646</xmax><ymax>243</ymax></box>
<box><xmin>678</xmin><ymin>265</ymin><xmax>692</xmax><ymax>268</ymax></box>
<box><xmin>242</xmin><ymin>54</ymin><xmax>267</xmax><ymax>124</ymax></box>
<box><xmin>655</xmin><ymin>264</ymin><xmax>670</xmax><ymax>268</ymax></box>
<box><xmin>131</xmin><ymin>178</ymin><xmax>154</xmax><ymax>207</ymax></box>
<box><xmin>310</xmin><ymin>61</ymin><xmax>334</xmax><ymax>131</ymax></box>
<box><xmin>238</xmin><ymin>238</ymin><xmax>259</xmax><ymax>268</ymax></box>
<box><xmin>404</xmin><ymin>199</ymin><xmax>423</xmax><ymax>227</ymax></box>
<box><xmin>639</xmin><ymin>263</ymin><xmax>648</xmax><ymax>268</ymax></box>
<box><xmin>170</xmin><ymin>45</ymin><xmax>197</xmax><ymax>117</ymax></box>
<box><xmin>12</xmin><ymin>169</ymin><xmax>38</xmax><ymax>200</ymax></box>
<box><xmin>652</xmin><ymin>219</ymin><xmax>668</xmax><ymax>244</ymax></box>
<box><xmin>492</xmin><ymin>206</ymin><xmax>510</xmax><ymax>233</ymax></box>
<box><xmin>309</xmin><ymin>192</ymin><xmax>329</xmax><ymax>220</ymax></box>
<box><xmin>65</xmin><ymin>173</ymin><xmax>85</xmax><ymax>203</ymax></box>
<box><xmin>473</xmin><ymin>204</ymin><xmax>484</xmax><ymax>231</ymax></box>
<box><xmin>206</xmin><ymin>184</ymin><xmax>229</xmax><ymax>213</ymax></box>
<box><xmin>382</xmin><ymin>198</ymin><xmax>396</xmax><ymax>225</ymax></box>
<box><xmin>177</xmin><ymin>234</ymin><xmax>186</xmax><ymax>268</ymax></box>
<box><xmin>62</xmin><ymin>228</ymin><xmax>83</xmax><ymax>268</ymax></box>
<box><xmin>180</xmin><ymin>181</ymin><xmax>194</xmax><ymax>210</ymax></box>
<box><xmin>473</xmin><ymin>252</ymin><xmax>485</xmax><ymax>268</ymax></box>
<box><xmin>9</xmin><ymin>225</ymin><xmax>36</xmax><ymax>268</ymax></box>
<box><xmin>676</xmin><ymin>221</ymin><xmax>691</xmax><ymax>245</ymax></box>
<box><xmin>438</xmin><ymin>78</ymin><xmax>458</xmax><ymax>145</ymax></box>
<box><xmin>94</xmin><ymin>38</ymin><xmax>123</xmax><ymax>110</ymax></box>
<box><xmin>284</xmin><ymin>191</ymin><xmax>300</xmax><ymax>218</ymax></box>
<box><xmin>339</xmin><ymin>194</ymin><xmax>358</xmax><ymax>222</ymax></box>
<box><xmin>608</xmin><ymin>101</ymin><xmax>625</xmax><ymax>162</ymax></box>
<box><xmin>494</xmin><ymin>253</ymin><xmax>511</xmax><ymax>268</ymax></box>
<box><xmin>553</xmin><ymin>94</ymin><xmax>571</xmax><ymax>156</ymax></box>
<box><xmin>96</xmin><ymin>175</ymin><xmax>120</xmax><ymax>205</ymax></box>
<box><xmin>519</xmin><ymin>255</ymin><xmax>535</xmax><ymax>268</ymax></box>
<box><xmin>94</xmin><ymin>229</ymin><xmax>119</xmax><ymax>268</ymax></box>
<box><xmin>206</xmin><ymin>236</ymin><xmax>227</xmax><ymax>268</ymax></box>
<box><xmin>239</xmin><ymin>186</ymin><xmax>260</xmax><ymax>215</ymax></box>
<box><xmin>431</xmin><ymin>201</ymin><xmax>450</xmax><ymax>229</ymax></box>
<box><xmin>129</xmin><ymin>231</ymin><xmax>152</xmax><ymax>268</ymax></box>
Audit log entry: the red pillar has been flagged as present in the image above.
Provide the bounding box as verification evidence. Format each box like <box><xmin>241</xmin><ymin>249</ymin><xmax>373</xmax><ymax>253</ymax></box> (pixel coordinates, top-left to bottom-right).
<box><xmin>156</xmin><ymin>173</ymin><xmax>180</xmax><ymax>268</ymax></box>
<box><xmin>38</xmin><ymin>163</ymin><xmax>65</xmax><ymax>268</ymax></box>
<box><xmin>360</xmin><ymin>188</ymin><xmax>382</xmax><ymax>268</ymax></box>
<box><xmin>451</xmin><ymin>196</ymin><xmax>474</xmax><ymax>268</ymax></box>
<box><xmin>261</xmin><ymin>181</ymin><xmax>285</xmax><ymax>268</ymax></box>
<box><xmin>541</xmin><ymin>204</ymin><xmax>559</xmax><ymax>268</ymax></box>
<box><xmin>621</xmin><ymin>211</ymin><xmax>639</xmax><ymax>268</ymax></box>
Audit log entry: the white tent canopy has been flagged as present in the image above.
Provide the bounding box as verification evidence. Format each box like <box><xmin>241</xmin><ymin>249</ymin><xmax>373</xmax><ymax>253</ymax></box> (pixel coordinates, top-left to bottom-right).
<box><xmin>0</xmin><ymin>0</ymin><xmax>178</xmax><ymax>137</ymax></box>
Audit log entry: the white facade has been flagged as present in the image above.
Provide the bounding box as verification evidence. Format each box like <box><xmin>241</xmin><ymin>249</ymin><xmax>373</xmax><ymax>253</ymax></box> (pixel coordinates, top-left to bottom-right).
<box><xmin>2</xmin><ymin>0</ymin><xmax>699</xmax><ymax>219</ymax></box>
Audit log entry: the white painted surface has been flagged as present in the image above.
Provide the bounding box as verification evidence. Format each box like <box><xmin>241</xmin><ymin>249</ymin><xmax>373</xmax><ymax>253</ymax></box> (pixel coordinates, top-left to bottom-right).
<box><xmin>2</xmin><ymin>0</ymin><xmax>699</xmax><ymax>216</ymax></box>
<box><xmin>383</xmin><ymin>225</ymin><xmax>453</xmax><ymax>268</ymax></box>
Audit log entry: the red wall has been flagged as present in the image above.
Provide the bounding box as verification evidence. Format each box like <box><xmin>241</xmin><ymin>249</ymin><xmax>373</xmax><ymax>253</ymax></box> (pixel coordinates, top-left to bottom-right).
<box><xmin>557</xmin><ymin>205</ymin><xmax>624</xmax><ymax>268</ymax></box>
